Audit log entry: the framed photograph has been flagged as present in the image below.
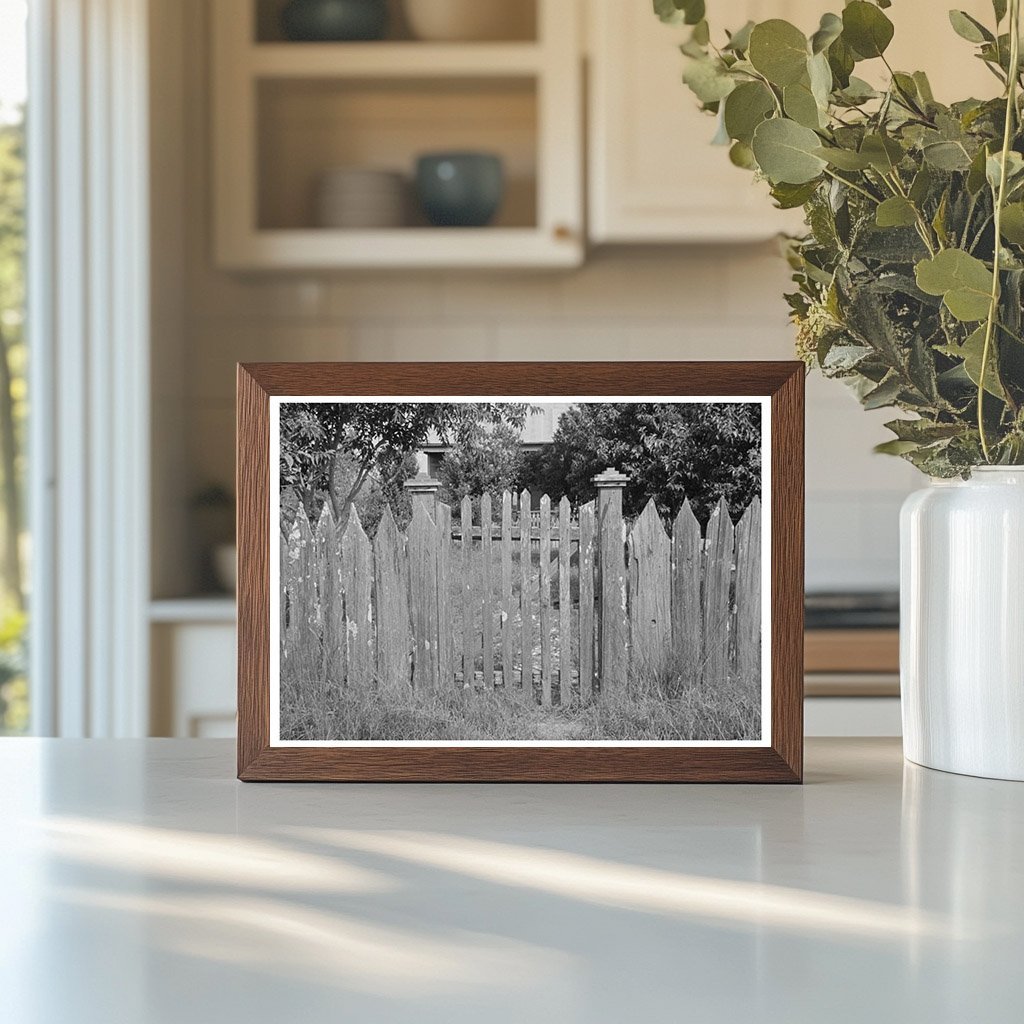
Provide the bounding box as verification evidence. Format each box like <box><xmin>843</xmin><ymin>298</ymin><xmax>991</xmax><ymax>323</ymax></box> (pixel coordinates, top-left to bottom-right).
<box><xmin>237</xmin><ymin>362</ymin><xmax>804</xmax><ymax>782</ymax></box>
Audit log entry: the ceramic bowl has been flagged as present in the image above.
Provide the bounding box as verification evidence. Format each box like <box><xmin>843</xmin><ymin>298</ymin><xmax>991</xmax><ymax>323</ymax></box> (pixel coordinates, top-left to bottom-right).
<box><xmin>403</xmin><ymin>0</ymin><xmax>533</xmax><ymax>42</ymax></box>
<box><xmin>281</xmin><ymin>0</ymin><xmax>388</xmax><ymax>42</ymax></box>
<box><xmin>316</xmin><ymin>168</ymin><xmax>407</xmax><ymax>228</ymax></box>
<box><xmin>415</xmin><ymin>152</ymin><xmax>504</xmax><ymax>228</ymax></box>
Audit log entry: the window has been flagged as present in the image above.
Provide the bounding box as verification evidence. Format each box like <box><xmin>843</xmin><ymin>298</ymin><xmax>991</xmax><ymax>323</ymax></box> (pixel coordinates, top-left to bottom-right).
<box><xmin>0</xmin><ymin>0</ymin><xmax>28</xmax><ymax>734</ymax></box>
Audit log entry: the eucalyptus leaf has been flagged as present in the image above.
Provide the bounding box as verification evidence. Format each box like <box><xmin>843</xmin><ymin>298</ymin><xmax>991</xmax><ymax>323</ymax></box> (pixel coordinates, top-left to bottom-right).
<box><xmin>939</xmin><ymin>326</ymin><xmax>1006</xmax><ymax>398</ymax></box>
<box><xmin>771</xmin><ymin>180</ymin><xmax>820</xmax><ymax>209</ymax></box>
<box><xmin>814</xmin><ymin>146</ymin><xmax>872</xmax><ymax>170</ymax></box>
<box><xmin>810</xmin><ymin>12</ymin><xmax>843</xmax><ymax>54</ymax></box>
<box><xmin>1000</xmin><ymin>203</ymin><xmax>1024</xmax><ymax>245</ymax></box>
<box><xmin>729</xmin><ymin>140</ymin><xmax>757</xmax><ymax>169</ymax></box>
<box><xmin>923</xmin><ymin>140</ymin><xmax>973</xmax><ymax>171</ymax></box>
<box><xmin>842</xmin><ymin>1</ymin><xmax>895</xmax><ymax>59</ymax></box>
<box><xmin>752</xmin><ymin>118</ymin><xmax>828</xmax><ymax>184</ymax></box>
<box><xmin>724</xmin><ymin>20</ymin><xmax>755</xmax><ymax>53</ymax></box>
<box><xmin>724</xmin><ymin>81</ymin><xmax>775</xmax><ymax>144</ymax></box>
<box><xmin>948</xmin><ymin>10</ymin><xmax>994</xmax><ymax>44</ymax></box>
<box><xmin>784</xmin><ymin>80</ymin><xmax>825</xmax><ymax>129</ymax></box>
<box><xmin>861</xmin><ymin>133</ymin><xmax>904</xmax><ymax>173</ymax></box>
<box><xmin>915</xmin><ymin>249</ymin><xmax>994</xmax><ymax>322</ymax></box>
<box><xmin>683</xmin><ymin>57</ymin><xmax>736</xmax><ymax>104</ymax></box>
<box><xmin>827</xmin><ymin>35</ymin><xmax>856</xmax><ymax>89</ymax></box>
<box><xmin>653</xmin><ymin>0</ymin><xmax>705</xmax><ymax>26</ymax></box>
<box><xmin>748</xmin><ymin>20</ymin><xmax>809</xmax><ymax>86</ymax></box>
<box><xmin>876</xmin><ymin>197</ymin><xmax>919</xmax><ymax>228</ymax></box>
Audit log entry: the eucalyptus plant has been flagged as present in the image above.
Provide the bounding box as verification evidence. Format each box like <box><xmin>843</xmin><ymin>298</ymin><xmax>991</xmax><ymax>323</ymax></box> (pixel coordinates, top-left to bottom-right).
<box><xmin>657</xmin><ymin>0</ymin><xmax>1024</xmax><ymax>474</ymax></box>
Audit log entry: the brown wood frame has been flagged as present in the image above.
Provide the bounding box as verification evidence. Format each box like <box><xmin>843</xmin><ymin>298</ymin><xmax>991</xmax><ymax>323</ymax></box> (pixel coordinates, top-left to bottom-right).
<box><xmin>237</xmin><ymin>362</ymin><xmax>804</xmax><ymax>782</ymax></box>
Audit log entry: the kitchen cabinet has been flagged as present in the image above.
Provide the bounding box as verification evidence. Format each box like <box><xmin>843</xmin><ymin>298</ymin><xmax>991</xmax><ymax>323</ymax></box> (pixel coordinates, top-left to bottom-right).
<box><xmin>587</xmin><ymin>0</ymin><xmax>813</xmax><ymax>243</ymax></box>
<box><xmin>586</xmin><ymin>0</ymin><xmax>998</xmax><ymax>244</ymax></box>
<box><xmin>211</xmin><ymin>0</ymin><xmax>583</xmax><ymax>269</ymax></box>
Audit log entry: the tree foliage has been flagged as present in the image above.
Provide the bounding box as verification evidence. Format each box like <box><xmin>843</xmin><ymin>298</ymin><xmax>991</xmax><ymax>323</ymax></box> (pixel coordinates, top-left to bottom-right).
<box><xmin>438</xmin><ymin>415</ymin><xmax>526</xmax><ymax>514</ymax></box>
<box><xmin>525</xmin><ymin>403</ymin><xmax>761</xmax><ymax>526</ymax></box>
<box><xmin>279</xmin><ymin>402</ymin><xmax>529</xmax><ymax>528</ymax></box>
<box><xmin>661</xmin><ymin>0</ymin><xmax>1024</xmax><ymax>474</ymax></box>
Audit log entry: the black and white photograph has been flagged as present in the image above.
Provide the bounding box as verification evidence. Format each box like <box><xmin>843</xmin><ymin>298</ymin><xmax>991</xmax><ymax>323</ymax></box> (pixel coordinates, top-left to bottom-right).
<box><xmin>271</xmin><ymin>397</ymin><xmax>769</xmax><ymax>746</ymax></box>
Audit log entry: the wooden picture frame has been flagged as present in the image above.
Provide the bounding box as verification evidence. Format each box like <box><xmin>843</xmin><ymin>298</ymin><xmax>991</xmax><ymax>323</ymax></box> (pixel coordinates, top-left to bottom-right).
<box><xmin>237</xmin><ymin>362</ymin><xmax>804</xmax><ymax>782</ymax></box>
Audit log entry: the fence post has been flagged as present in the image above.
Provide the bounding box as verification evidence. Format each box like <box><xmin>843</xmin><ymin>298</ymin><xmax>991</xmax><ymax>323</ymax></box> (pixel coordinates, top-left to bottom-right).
<box><xmin>403</xmin><ymin>473</ymin><xmax>442</xmax><ymax>518</ymax></box>
<box><xmin>594</xmin><ymin>468</ymin><xmax>629</xmax><ymax>693</ymax></box>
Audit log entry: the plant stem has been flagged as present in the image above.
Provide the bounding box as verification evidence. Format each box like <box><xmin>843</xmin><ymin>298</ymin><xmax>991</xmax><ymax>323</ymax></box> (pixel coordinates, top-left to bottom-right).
<box><xmin>822</xmin><ymin>167</ymin><xmax>880</xmax><ymax>205</ymax></box>
<box><xmin>979</xmin><ymin>0</ymin><xmax>1021</xmax><ymax>462</ymax></box>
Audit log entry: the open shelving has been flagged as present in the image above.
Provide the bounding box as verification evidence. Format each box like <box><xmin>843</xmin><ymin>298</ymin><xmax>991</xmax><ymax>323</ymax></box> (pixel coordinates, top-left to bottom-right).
<box><xmin>212</xmin><ymin>0</ymin><xmax>583</xmax><ymax>269</ymax></box>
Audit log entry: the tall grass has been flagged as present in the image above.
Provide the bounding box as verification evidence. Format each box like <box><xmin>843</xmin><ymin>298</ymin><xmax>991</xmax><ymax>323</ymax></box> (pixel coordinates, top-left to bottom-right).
<box><xmin>280</xmin><ymin>649</ymin><xmax>761</xmax><ymax>743</ymax></box>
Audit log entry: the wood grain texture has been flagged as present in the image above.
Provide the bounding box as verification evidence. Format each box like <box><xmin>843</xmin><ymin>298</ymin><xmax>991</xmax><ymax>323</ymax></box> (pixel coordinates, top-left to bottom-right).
<box><xmin>340</xmin><ymin>508</ymin><xmax>373</xmax><ymax>688</ymax></box>
<box><xmin>374</xmin><ymin>506</ymin><xmax>410</xmax><ymax>697</ymax></box>
<box><xmin>501</xmin><ymin>491</ymin><xmax>514</xmax><ymax>689</ymax></box>
<box><xmin>558</xmin><ymin>495</ymin><xmax>572</xmax><ymax>706</ymax></box>
<box><xmin>539</xmin><ymin>494</ymin><xmax>552</xmax><ymax>706</ymax></box>
<box><xmin>671</xmin><ymin>500</ymin><xmax>702</xmax><ymax>688</ymax></box>
<box><xmin>436</xmin><ymin>502</ymin><xmax>454</xmax><ymax>688</ymax></box>
<box><xmin>702</xmin><ymin>497</ymin><xmax>734</xmax><ymax>690</ymax></box>
<box><xmin>408</xmin><ymin>503</ymin><xmax>439</xmax><ymax>694</ymax></box>
<box><xmin>237</xmin><ymin>361</ymin><xmax>804</xmax><ymax>783</ymax></box>
<box><xmin>519</xmin><ymin>488</ymin><xmax>533</xmax><ymax>700</ymax></box>
<box><xmin>578</xmin><ymin>500</ymin><xmax>595</xmax><ymax>702</ymax></box>
<box><xmin>628</xmin><ymin>499</ymin><xmax>671</xmax><ymax>677</ymax></box>
<box><xmin>481</xmin><ymin>492</ymin><xmax>494</xmax><ymax>689</ymax></box>
<box><xmin>461</xmin><ymin>495</ymin><xmax>475</xmax><ymax>686</ymax></box>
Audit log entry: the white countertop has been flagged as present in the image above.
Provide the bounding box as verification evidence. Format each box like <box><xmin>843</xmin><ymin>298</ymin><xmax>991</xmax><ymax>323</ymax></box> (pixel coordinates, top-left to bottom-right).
<box><xmin>0</xmin><ymin>738</ymin><xmax>1020</xmax><ymax>1023</ymax></box>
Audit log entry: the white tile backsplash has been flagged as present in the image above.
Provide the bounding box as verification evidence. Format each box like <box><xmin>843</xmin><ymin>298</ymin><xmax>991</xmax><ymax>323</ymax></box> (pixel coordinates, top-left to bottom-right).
<box><xmin>181</xmin><ymin>252</ymin><xmax>917</xmax><ymax>592</ymax></box>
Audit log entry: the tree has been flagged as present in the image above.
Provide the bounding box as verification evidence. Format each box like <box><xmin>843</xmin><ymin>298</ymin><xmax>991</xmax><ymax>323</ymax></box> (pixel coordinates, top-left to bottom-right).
<box><xmin>279</xmin><ymin>402</ymin><xmax>529</xmax><ymax>530</ymax></box>
<box><xmin>438</xmin><ymin>416</ymin><xmax>525</xmax><ymax>513</ymax></box>
<box><xmin>0</xmin><ymin>113</ymin><xmax>25</xmax><ymax>609</ymax></box>
<box><xmin>533</xmin><ymin>403</ymin><xmax>761</xmax><ymax>526</ymax></box>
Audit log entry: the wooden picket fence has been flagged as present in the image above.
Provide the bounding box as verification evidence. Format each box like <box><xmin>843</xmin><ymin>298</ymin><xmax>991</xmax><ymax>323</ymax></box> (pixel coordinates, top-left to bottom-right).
<box><xmin>281</xmin><ymin>487</ymin><xmax>761</xmax><ymax>705</ymax></box>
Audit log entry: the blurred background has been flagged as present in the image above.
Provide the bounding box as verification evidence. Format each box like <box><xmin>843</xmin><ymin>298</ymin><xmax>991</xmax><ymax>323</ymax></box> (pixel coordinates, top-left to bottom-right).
<box><xmin>0</xmin><ymin>0</ymin><xmax>998</xmax><ymax>740</ymax></box>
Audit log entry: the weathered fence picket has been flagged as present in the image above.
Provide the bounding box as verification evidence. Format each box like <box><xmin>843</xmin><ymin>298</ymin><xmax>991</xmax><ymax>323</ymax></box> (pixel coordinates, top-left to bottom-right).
<box><xmin>436</xmin><ymin>502</ymin><xmax>454</xmax><ymax>690</ymax></box>
<box><xmin>629</xmin><ymin>499</ymin><xmax>671</xmax><ymax>676</ymax></box>
<box><xmin>558</xmin><ymin>495</ymin><xmax>572</xmax><ymax>705</ymax></box>
<box><xmin>596</xmin><ymin>470</ymin><xmax>628</xmax><ymax>693</ymax></box>
<box><xmin>579</xmin><ymin>500</ymin><xmax>595</xmax><ymax>701</ymax></box>
<box><xmin>519</xmin><ymin>487</ymin><xmax>532</xmax><ymax>698</ymax></box>
<box><xmin>408</xmin><ymin>503</ymin><xmax>439</xmax><ymax>692</ymax></box>
<box><xmin>501</xmin><ymin>490</ymin><xmax>514</xmax><ymax>689</ymax></box>
<box><xmin>374</xmin><ymin>506</ymin><xmax>409</xmax><ymax>694</ymax></box>
<box><xmin>461</xmin><ymin>495</ymin><xmax>474</xmax><ymax>686</ymax></box>
<box><xmin>281</xmin><ymin>475</ymin><xmax>762</xmax><ymax>711</ymax></box>
<box><xmin>481</xmin><ymin>492</ymin><xmax>494</xmax><ymax>689</ymax></box>
<box><xmin>671</xmin><ymin>499</ymin><xmax>702</xmax><ymax>687</ymax></box>
<box><xmin>341</xmin><ymin>507</ymin><xmax>373</xmax><ymax>688</ymax></box>
<box><xmin>539</xmin><ymin>494</ymin><xmax>553</xmax><ymax>705</ymax></box>
<box><xmin>703</xmin><ymin>497</ymin><xmax>734</xmax><ymax>689</ymax></box>
<box><xmin>734</xmin><ymin>497</ymin><xmax>761</xmax><ymax>683</ymax></box>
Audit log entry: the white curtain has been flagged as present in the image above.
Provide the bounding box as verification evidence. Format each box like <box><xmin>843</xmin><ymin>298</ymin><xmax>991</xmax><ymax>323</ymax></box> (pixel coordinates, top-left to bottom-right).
<box><xmin>28</xmin><ymin>0</ymin><xmax>150</xmax><ymax>736</ymax></box>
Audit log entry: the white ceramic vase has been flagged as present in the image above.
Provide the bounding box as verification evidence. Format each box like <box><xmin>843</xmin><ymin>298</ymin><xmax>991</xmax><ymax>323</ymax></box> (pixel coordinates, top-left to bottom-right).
<box><xmin>901</xmin><ymin>467</ymin><xmax>1024</xmax><ymax>780</ymax></box>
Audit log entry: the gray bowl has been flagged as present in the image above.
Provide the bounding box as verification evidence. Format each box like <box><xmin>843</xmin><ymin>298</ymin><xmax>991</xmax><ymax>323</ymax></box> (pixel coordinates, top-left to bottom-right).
<box><xmin>415</xmin><ymin>152</ymin><xmax>505</xmax><ymax>228</ymax></box>
<box><xmin>280</xmin><ymin>0</ymin><xmax>388</xmax><ymax>42</ymax></box>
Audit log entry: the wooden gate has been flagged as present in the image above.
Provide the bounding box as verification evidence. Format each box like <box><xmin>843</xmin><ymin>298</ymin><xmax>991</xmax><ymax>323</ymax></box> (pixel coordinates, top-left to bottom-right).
<box><xmin>281</xmin><ymin>473</ymin><xmax>761</xmax><ymax>705</ymax></box>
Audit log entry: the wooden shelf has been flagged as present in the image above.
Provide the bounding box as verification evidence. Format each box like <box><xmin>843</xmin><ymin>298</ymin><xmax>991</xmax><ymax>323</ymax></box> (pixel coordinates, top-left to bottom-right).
<box><xmin>218</xmin><ymin>227</ymin><xmax>580</xmax><ymax>270</ymax></box>
<box><xmin>249</xmin><ymin>42</ymin><xmax>544</xmax><ymax>79</ymax></box>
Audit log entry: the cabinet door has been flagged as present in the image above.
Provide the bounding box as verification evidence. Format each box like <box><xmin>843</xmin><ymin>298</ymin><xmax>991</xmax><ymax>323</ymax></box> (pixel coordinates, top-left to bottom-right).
<box><xmin>587</xmin><ymin>0</ymin><xmax>810</xmax><ymax>243</ymax></box>
<box><xmin>588</xmin><ymin>0</ymin><xmax>995</xmax><ymax>244</ymax></box>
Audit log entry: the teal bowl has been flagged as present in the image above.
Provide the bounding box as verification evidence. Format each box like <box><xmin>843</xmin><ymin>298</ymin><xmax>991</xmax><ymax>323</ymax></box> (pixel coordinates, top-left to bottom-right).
<box><xmin>415</xmin><ymin>152</ymin><xmax>505</xmax><ymax>228</ymax></box>
<box><xmin>281</xmin><ymin>0</ymin><xmax>388</xmax><ymax>42</ymax></box>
